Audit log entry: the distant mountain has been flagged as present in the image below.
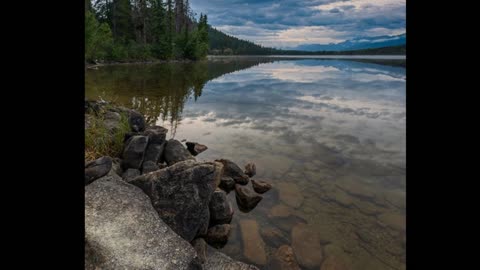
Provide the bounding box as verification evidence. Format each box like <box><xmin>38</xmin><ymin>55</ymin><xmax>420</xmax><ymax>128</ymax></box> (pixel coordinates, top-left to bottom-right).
<box><xmin>288</xmin><ymin>34</ymin><xmax>406</xmax><ymax>52</ymax></box>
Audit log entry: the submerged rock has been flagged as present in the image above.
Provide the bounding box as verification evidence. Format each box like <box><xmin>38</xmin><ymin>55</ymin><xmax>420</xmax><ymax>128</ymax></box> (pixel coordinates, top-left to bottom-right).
<box><xmin>277</xmin><ymin>182</ymin><xmax>304</xmax><ymax>208</ymax></box>
<box><xmin>260</xmin><ymin>227</ymin><xmax>290</xmax><ymax>247</ymax></box>
<box><xmin>209</xmin><ymin>189</ymin><xmax>234</xmax><ymax>225</ymax></box>
<box><xmin>251</xmin><ymin>179</ymin><xmax>272</xmax><ymax>194</ymax></box>
<box><xmin>219</xmin><ymin>176</ymin><xmax>236</xmax><ymax>193</ymax></box>
<box><xmin>122</xmin><ymin>135</ymin><xmax>149</xmax><ymax>170</ymax></box>
<box><xmin>235</xmin><ymin>184</ymin><xmax>263</xmax><ymax>212</ymax></box>
<box><xmin>321</xmin><ymin>256</ymin><xmax>350</xmax><ymax>270</ymax></box>
<box><xmin>85</xmin><ymin>176</ymin><xmax>200</xmax><ymax>270</ymax></box>
<box><xmin>85</xmin><ymin>156</ymin><xmax>112</xmax><ymax>185</ymax></box>
<box><xmin>206</xmin><ymin>224</ymin><xmax>231</xmax><ymax>246</ymax></box>
<box><xmin>268</xmin><ymin>204</ymin><xmax>293</xmax><ymax>218</ymax></box>
<box><xmin>268</xmin><ymin>245</ymin><xmax>301</xmax><ymax>270</ymax></box>
<box><xmin>291</xmin><ymin>223</ymin><xmax>324</xmax><ymax>269</ymax></box>
<box><xmin>216</xmin><ymin>159</ymin><xmax>249</xmax><ymax>185</ymax></box>
<box><xmin>186</xmin><ymin>142</ymin><xmax>208</xmax><ymax>156</ymax></box>
<box><xmin>128</xmin><ymin>109</ymin><xmax>146</xmax><ymax>132</ymax></box>
<box><xmin>377</xmin><ymin>212</ymin><xmax>406</xmax><ymax>232</ymax></box>
<box><xmin>204</xmin><ymin>247</ymin><xmax>260</xmax><ymax>270</ymax></box>
<box><xmin>239</xmin><ymin>219</ymin><xmax>267</xmax><ymax>266</ymax></box>
<box><xmin>244</xmin><ymin>162</ymin><xmax>256</xmax><ymax>177</ymax></box>
<box><xmin>164</xmin><ymin>139</ymin><xmax>195</xmax><ymax>166</ymax></box>
<box><xmin>128</xmin><ymin>160</ymin><xmax>222</xmax><ymax>241</ymax></box>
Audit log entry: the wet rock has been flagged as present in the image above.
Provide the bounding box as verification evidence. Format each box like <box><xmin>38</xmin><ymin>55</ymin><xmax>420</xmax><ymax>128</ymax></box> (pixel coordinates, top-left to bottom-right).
<box><xmin>85</xmin><ymin>176</ymin><xmax>200</xmax><ymax>270</ymax></box>
<box><xmin>122</xmin><ymin>135</ymin><xmax>149</xmax><ymax>169</ymax></box>
<box><xmin>251</xmin><ymin>179</ymin><xmax>272</xmax><ymax>194</ymax></box>
<box><xmin>291</xmin><ymin>223</ymin><xmax>324</xmax><ymax>268</ymax></box>
<box><xmin>122</xmin><ymin>168</ymin><xmax>140</xmax><ymax>181</ymax></box>
<box><xmin>186</xmin><ymin>142</ymin><xmax>208</xmax><ymax>156</ymax></box>
<box><xmin>239</xmin><ymin>219</ymin><xmax>267</xmax><ymax>266</ymax></box>
<box><xmin>277</xmin><ymin>182</ymin><xmax>304</xmax><ymax>208</ymax></box>
<box><xmin>216</xmin><ymin>159</ymin><xmax>250</xmax><ymax>185</ymax></box>
<box><xmin>143</xmin><ymin>142</ymin><xmax>166</xmax><ymax>164</ymax></box>
<box><xmin>260</xmin><ymin>227</ymin><xmax>290</xmax><ymax>247</ymax></box>
<box><xmin>204</xmin><ymin>247</ymin><xmax>260</xmax><ymax>270</ymax></box>
<box><xmin>209</xmin><ymin>189</ymin><xmax>234</xmax><ymax>225</ymax></box>
<box><xmin>128</xmin><ymin>160</ymin><xmax>221</xmax><ymax>241</ymax></box>
<box><xmin>268</xmin><ymin>245</ymin><xmax>301</xmax><ymax>270</ymax></box>
<box><xmin>191</xmin><ymin>238</ymin><xmax>207</xmax><ymax>265</ymax></box>
<box><xmin>321</xmin><ymin>256</ymin><xmax>350</xmax><ymax>270</ymax></box>
<box><xmin>219</xmin><ymin>176</ymin><xmax>236</xmax><ymax>193</ymax></box>
<box><xmin>142</xmin><ymin>160</ymin><xmax>159</xmax><ymax>174</ymax></box>
<box><xmin>164</xmin><ymin>139</ymin><xmax>195</xmax><ymax>166</ymax></box>
<box><xmin>244</xmin><ymin>162</ymin><xmax>256</xmax><ymax>177</ymax></box>
<box><xmin>85</xmin><ymin>156</ymin><xmax>112</xmax><ymax>185</ymax></box>
<box><xmin>235</xmin><ymin>184</ymin><xmax>263</xmax><ymax>212</ymax></box>
<box><xmin>128</xmin><ymin>109</ymin><xmax>146</xmax><ymax>132</ymax></box>
<box><xmin>378</xmin><ymin>212</ymin><xmax>406</xmax><ymax>232</ymax></box>
<box><xmin>144</xmin><ymin>126</ymin><xmax>168</xmax><ymax>144</ymax></box>
<box><xmin>268</xmin><ymin>204</ymin><xmax>293</xmax><ymax>218</ymax></box>
<box><xmin>206</xmin><ymin>224</ymin><xmax>231</xmax><ymax>246</ymax></box>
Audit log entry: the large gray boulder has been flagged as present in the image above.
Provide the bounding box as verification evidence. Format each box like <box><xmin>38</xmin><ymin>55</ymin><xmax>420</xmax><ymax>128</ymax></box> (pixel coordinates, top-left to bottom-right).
<box><xmin>122</xmin><ymin>135</ymin><xmax>149</xmax><ymax>170</ymax></box>
<box><xmin>128</xmin><ymin>160</ymin><xmax>223</xmax><ymax>241</ymax></box>
<box><xmin>163</xmin><ymin>139</ymin><xmax>195</xmax><ymax>166</ymax></box>
<box><xmin>85</xmin><ymin>175</ymin><xmax>201</xmax><ymax>270</ymax></box>
<box><xmin>204</xmin><ymin>247</ymin><xmax>260</xmax><ymax>270</ymax></box>
<box><xmin>85</xmin><ymin>156</ymin><xmax>112</xmax><ymax>185</ymax></box>
<box><xmin>209</xmin><ymin>189</ymin><xmax>234</xmax><ymax>225</ymax></box>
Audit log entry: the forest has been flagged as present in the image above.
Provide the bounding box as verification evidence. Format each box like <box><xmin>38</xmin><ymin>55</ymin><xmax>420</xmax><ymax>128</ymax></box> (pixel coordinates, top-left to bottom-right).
<box><xmin>85</xmin><ymin>0</ymin><xmax>209</xmax><ymax>62</ymax></box>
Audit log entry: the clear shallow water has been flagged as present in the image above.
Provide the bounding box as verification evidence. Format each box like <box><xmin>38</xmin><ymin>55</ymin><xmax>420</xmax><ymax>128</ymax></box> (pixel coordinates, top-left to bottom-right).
<box><xmin>86</xmin><ymin>57</ymin><xmax>406</xmax><ymax>270</ymax></box>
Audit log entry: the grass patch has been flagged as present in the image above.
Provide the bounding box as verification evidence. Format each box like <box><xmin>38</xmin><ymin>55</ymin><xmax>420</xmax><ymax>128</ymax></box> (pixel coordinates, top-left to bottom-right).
<box><xmin>85</xmin><ymin>111</ymin><xmax>130</xmax><ymax>162</ymax></box>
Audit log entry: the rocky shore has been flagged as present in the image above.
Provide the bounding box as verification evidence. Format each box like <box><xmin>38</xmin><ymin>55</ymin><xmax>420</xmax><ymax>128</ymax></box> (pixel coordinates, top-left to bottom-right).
<box><xmin>85</xmin><ymin>100</ymin><xmax>272</xmax><ymax>270</ymax></box>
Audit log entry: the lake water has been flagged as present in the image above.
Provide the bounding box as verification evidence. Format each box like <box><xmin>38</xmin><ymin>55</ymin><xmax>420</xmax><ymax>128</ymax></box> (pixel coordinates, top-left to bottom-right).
<box><xmin>86</xmin><ymin>56</ymin><xmax>406</xmax><ymax>270</ymax></box>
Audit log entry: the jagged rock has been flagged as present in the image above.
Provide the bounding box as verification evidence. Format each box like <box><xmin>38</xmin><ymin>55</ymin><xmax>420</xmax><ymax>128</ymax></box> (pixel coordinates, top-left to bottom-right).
<box><xmin>122</xmin><ymin>135</ymin><xmax>149</xmax><ymax>170</ymax></box>
<box><xmin>239</xmin><ymin>219</ymin><xmax>267</xmax><ymax>266</ymax></box>
<box><xmin>216</xmin><ymin>159</ymin><xmax>249</xmax><ymax>185</ymax></box>
<box><xmin>277</xmin><ymin>182</ymin><xmax>304</xmax><ymax>208</ymax></box>
<box><xmin>164</xmin><ymin>139</ymin><xmax>195</xmax><ymax>166</ymax></box>
<box><xmin>268</xmin><ymin>245</ymin><xmax>301</xmax><ymax>270</ymax></box>
<box><xmin>219</xmin><ymin>176</ymin><xmax>236</xmax><ymax>193</ymax></box>
<box><xmin>186</xmin><ymin>142</ymin><xmax>208</xmax><ymax>156</ymax></box>
<box><xmin>85</xmin><ymin>175</ymin><xmax>201</xmax><ymax>270</ymax></box>
<box><xmin>144</xmin><ymin>126</ymin><xmax>168</xmax><ymax>144</ymax></box>
<box><xmin>143</xmin><ymin>142</ymin><xmax>166</xmax><ymax>164</ymax></box>
<box><xmin>122</xmin><ymin>168</ymin><xmax>140</xmax><ymax>181</ymax></box>
<box><xmin>204</xmin><ymin>247</ymin><xmax>260</xmax><ymax>270</ymax></box>
<box><xmin>85</xmin><ymin>156</ymin><xmax>112</xmax><ymax>185</ymax></box>
<box><xmin>291</xmin><ymin>224</ymin><xmax>323</xmax><ymax>269</ymax></box>
<box><xmin>191</xmin><ymin>238</ymin><xmax>207</xmax><ymax>265</ymax></box>
<box><xmin>244</xmin><ymin>162</ymin><xmax>256</xmax><ymax>177</ymax></box>
<box><xmin>209</xmin><ymin>189</ymin><xmax>234</xmax><ymax>225</ymax></box>
<box><xmin>128</xmin><ymin>109</ymin><xmax>146</xmax><ymax>132</ymax></box>
<box><xmin>128</xmin><ymin>160</ymin><xmax>222</xmax><ymax>241</ymax></box>
<box><xmin>235</xmin><ymin>184</ymin><xmax>263</xmax><ymax>212</ymax></box>
<box><xmin>206</xmin><ymin>224</ymin><xmax>231</xmax><ymax>246</ymax></box>
<box><xmin>142</xmin><ymin>160</ymin><xmax>159</xmax><ymax>174</ymax></box>
<box><xmin>251</xmin><ymin>179</ymin><xmax>272</xmax><ymax>194</ymax></box>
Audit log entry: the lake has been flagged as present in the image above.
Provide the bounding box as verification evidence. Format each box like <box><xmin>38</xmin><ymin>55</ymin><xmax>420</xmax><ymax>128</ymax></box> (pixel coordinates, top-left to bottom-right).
<box><xmin>86</xmin><ymin>56</ymin><xmax>406</xmax><ymax>270</ymax></box>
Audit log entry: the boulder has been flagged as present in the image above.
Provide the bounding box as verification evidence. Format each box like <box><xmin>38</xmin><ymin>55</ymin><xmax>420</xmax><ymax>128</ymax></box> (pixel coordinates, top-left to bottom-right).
<box><xmin>239</xmin><ymin>219</ymin><xmax>267</xmax><ymax>266</ymax></box>
<box><xmin>186</xmin><ymin>142</ymin><xmax>208</xmax><ymax>156</ymax></box>
<box><xmin>122</xmin><ymin>168</ymin><xmax>140</xmax><ymax>181</ymax></box>
<box><xmin>268</xmin><ymin>245</ymin><xmax>301</xmax><ymax>270</ymax></box>
<box><xmin>216</xmin><ymin>159</ymin><xmax>249</xmax><ymax>185</ymax></box>
<box><xmin>191</xmin><ymin>238</ymin><xmax>207</xmax><ymax>265</ymax></box>
<box><xmin>204</xmin><ymin>247</ymin><xmax>260</xmax><ymax>270</ymax></box>
<box><xmin>85</xmin><ymin>156</ymin><xmax>112</xmax><ymax>185</ymax></box>
<box><xmin>219</xmin><ymin>176</ymin><xmax>236</xmax><ymax>193</ymax></box>
<box><xmin>164</xmin><ymin>139</ymin><xmax>195</xmax><ymax>166</ymax></box>
<box><xmin>128</xmin><ymin>109</ymin><xmax>146</xmax><ymax>132</ymax></box>
<box><xmin>103</xmin><ymin>111</ymin><xmax>122</xmax><ymax>132</ymax></box>
<box><xmin>122</xmin><ymin>135</ymin><xmax>149</xmax><ymax>169</ymax></box>
<box><xmin>144</xmin><ymin>126</ymin><xmax>168</xmax><ymax>144</ymax></box>
<box><xmin>244</xmin><ymin>162</ymin><xmax>256</xmax><ymax>177</ymax></box>
<box><xmin>128</xmin><ymin>160</ymin><xmax>222</xmax><ymax>241</ymax></box>
<box><xmin>142</xmin><ymin>160</ymin><xmax>159</xmax><ymax>174</ymax></box>
<box><xmin>206</xmin><ymin>224</ymin><xmax>231</xmax><ymax>246</ymax></box>
<box><xmin>85</xmin><ymin>175</ymin><xmax>201</xmax><ymax>270</ymax></box>
<box><xmin>251</xmin><ymin>179</ymin><xmax>272</xmax><ymax>194</ymax></box>
<box><xmin>235</xmin><ymin>184</ymin><xmax>263</xmax><ymax>212</ymax></box>
<box><xmin>209</xmin><ymin>189</ymin><xmax>234</xmax><ymax>225</ymax></box>
<box><xmin>291</xmin><ymin>224</ymin><xmax>323</xmax><ymax>268</ymax></box>
<box><xmin>143</xmin><ymin>142</ymin><xmax>166</xmax><ymax>164</ymax></box>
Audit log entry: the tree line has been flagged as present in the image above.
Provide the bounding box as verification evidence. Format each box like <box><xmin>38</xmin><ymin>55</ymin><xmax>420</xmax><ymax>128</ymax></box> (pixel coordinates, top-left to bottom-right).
<box><xmin>85</xmin><ymin>0</ymin><xmax>209</xmax><ymax>62</ymax></box>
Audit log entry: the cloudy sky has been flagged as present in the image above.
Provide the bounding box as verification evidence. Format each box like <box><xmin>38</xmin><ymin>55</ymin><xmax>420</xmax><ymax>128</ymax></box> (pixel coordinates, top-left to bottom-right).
<box><xmin>190</xmin><ymin>0</ymin><xmax>406</xmax><ymax>49</ymax></box>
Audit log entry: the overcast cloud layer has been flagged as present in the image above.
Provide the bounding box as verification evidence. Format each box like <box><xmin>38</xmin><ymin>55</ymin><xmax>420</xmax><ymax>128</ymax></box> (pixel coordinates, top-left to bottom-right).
<box><xmin>190</xmin><ymin>0</ymin><xmax>406</xmax><ymax>48</ymax></box>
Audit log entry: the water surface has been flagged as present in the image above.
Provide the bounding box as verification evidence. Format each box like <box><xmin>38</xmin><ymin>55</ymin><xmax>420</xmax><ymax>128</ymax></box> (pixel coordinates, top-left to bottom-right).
<box><xmin>86</xmin><ymin>56</ymin><xmax>406</xmax><ymax>270</ymax></box>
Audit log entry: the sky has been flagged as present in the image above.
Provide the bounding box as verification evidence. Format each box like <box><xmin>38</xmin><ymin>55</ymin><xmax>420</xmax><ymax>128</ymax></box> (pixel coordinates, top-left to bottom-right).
<box><xmin>190</xmin><ymin>0</ymin><xmax>406</xmax><ymax>49</ymax></box>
